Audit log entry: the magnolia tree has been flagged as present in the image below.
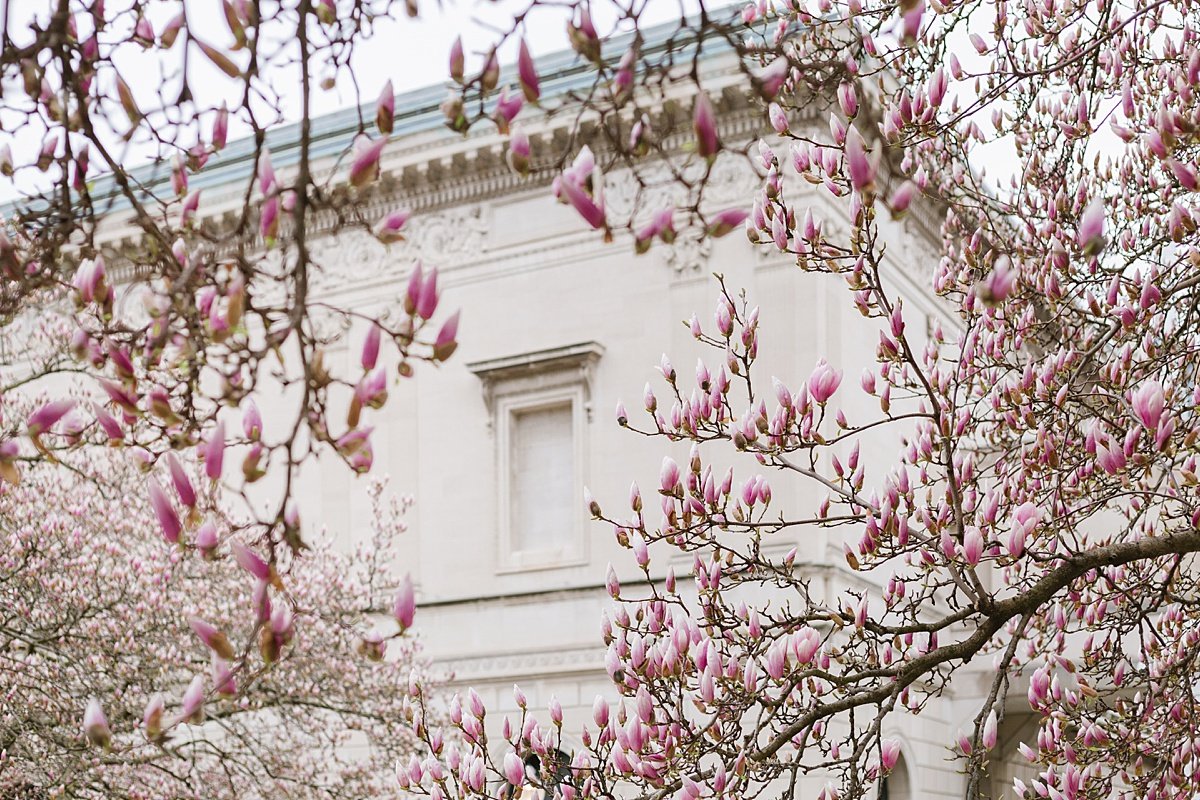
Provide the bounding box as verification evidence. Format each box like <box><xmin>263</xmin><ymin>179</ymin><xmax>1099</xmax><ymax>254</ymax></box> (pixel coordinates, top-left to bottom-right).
<box><xmin>0</xmin><ymin>0</ymin><xmax>454</xmax><ymax>782</ymax></box>
<box><xmin>402</xmin><ymin>2</ymin><xmax>1198</xmax><ymax>800</ymax></box>
<box><xmin>5</xmin><ymin>0</ymin><xmax>1200</xmax><ymax>799</ymax></box>
<box><xmin>0</xmin><ymin>449</ymin><xmax>433</xmax><ymax>798</ymax></box>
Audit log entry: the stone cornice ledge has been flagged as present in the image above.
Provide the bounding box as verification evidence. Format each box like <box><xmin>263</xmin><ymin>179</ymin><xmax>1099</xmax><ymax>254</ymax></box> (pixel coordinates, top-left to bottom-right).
<box><xmin>438</xmin><ymin>645</ymin><xmax>606</xmax><ymax>683</ymax></box>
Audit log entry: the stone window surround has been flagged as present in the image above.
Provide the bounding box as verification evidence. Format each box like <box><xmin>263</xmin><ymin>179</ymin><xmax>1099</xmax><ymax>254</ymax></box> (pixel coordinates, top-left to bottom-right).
<box><xmin>468</xmin><ymin>342</ymin><xmax>604</xmax><ymax>573</ymax></box>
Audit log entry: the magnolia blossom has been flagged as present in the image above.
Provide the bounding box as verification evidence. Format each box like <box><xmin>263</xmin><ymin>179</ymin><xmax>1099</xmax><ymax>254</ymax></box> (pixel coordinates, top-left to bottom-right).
<box><xmin>807</xmin><ymin>359</ymin><xmax>843</xmax><ymax>403</ymax></box>
<box><xmin>1131</xmin><ymin>380</ymin><xmax>1165</xmax><ymax>431</ymax></box>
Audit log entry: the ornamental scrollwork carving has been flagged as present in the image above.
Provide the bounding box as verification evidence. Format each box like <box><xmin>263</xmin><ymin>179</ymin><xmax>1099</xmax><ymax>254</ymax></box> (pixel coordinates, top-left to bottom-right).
<box><xmin>308</xmin><ymin>205</ymin><xmax>490</xmax><ymax>293</ymax></box>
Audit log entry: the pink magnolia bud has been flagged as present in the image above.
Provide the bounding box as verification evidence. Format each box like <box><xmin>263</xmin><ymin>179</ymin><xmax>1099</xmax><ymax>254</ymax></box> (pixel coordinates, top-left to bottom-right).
<box><xmin>844</xmin><ymin>127</ymin><xmax>874</xmax><ymax>192</ymax></box>
<box><xmin>768</xmin><ymin>103</ymin><xmax>788</xmax><ymax>133</ymax></box>
<box><xmin>241</xmin><ymin>443</ymin><xmax>265</xmax><ymax>482</ymax></box>
<box><xmin>518</xmin><ymin>39</ymin><xmax>540</xmax><ymax>102</ymax></box>
<box><xmin>660</xmin><ymin>457</ymin><xmax>681</xmax><ymax>493</ymax></box>
<box><xmin>829</xmin><ymin>113</ymin><xmax>847</xmax><ymax>146</ymax></box>
<box><xmin>963</xmin><ymin>526</ymin><xmax>984</xmax><ymax>566</ymax></box>
<box><xmin>167</xmin><ymin>453</ymin><xmax>196</xmax><ymax>508</ymax></box>
<box><xmin>592</xmin><ymin>695</ymin><xmax>609</xmax><ymax>727</ymax></box>
<box><xmin>358</xmin><ymin>630</ymin><xmax>386</xmax><ymax>661</ymax></box>
<box><xmin>271</xmin><ymin>604</ymin><xmax>294</xmax><ymax>641</ymax></box>
<box><xmin>83</xmin><ymin>699</ymin><xmax>111</xmax><ymax>749</ymax></box>
<box><xmin>180</xmin><ymin>675</ymin><xmax>206</xmax><ymax>723</ymax></box>
<box><xmin>27</xmin><ymin>399</ymin><xmax>76</xmax><ymax>437</ymax></box>
<box><xmin>393</xmin><ymin>573</ymin><xmax>416</xmax><ymax>630</ymax></box>
<box><xmin>401</xmin><ymin>264</ymin><xmax>423</xmax><ymax>316</ymax></box>
<box><xmin>414</xmin><ymin>266</ymin><xmax>439</xmax><ymax>319</ymax></box>
<box><xmin>1168</xmin><ymin>159</ymin><xmax>1198</xmax><ymax>191</ymax></box>
<box><xmin>632</xmin><ymin>535</ymin><xmax>649</xmax><ymax>568</ymax></box>
<box><xmin>928</xmin><ymin>67</ymin><xmax>947</xmax><ymax>107</ymax></box>
<box><xmin>92</xmin><ymin>403</ymin><xmax>123</xmax><ymax>442</ymax></box>
<box><xmin>449</xmin><ymin>36</ymin><xmax>465</xmax><ymax>83</ymax></box>
<box><xmin>1008</xmin><ymin>503</ymin><xmax>1039</xmax><ymax>558</ymax></box>
<box><xmin>212</xmin><ymin>656</ymin><xmax>237</xmax><ymax>696</ymax></box>
<box><xmin>252</xmin><ymin>579</ymin><xmax>272</xmax><ymax>623</ymax></box>
<box><xmin>613</xmin><ymin>48</ymin><xmax>635</xmax><ymax>102</ymax></box>
<box><xmin>434</xmin><ymin>311</ymin><xmax>460</xmax><ymax>361</ymax></box>
<box><xmin>376</xmin><ymin>80</ymin><xmax>395</xmax><ymax>134</ymax></box>
<box><xmin>584</xmin><ymin>487</ymin><xmax>601</xmax><ymax>518</ymax></box>
<box><xmin>1131</xmin><ymin>379</ymin><xmax>1165</xmax><ymax>431</ymax></box>
<box><xmin>880</xmin><ymin>739</ymin><xmax>901</xmax><ymax>771</ymax></box>
<box><xmin>362</xmin><ymin>324</ymin><xmax>382</xmax><ymax>370</ymax></box>
<box><xmin>195</xmin><ymin>520</ymin><xmax>219</xmax><ymax>559</ymax></box>
<box><xmin>212</xmin><ymin>103</ymin><xmax>229</xmax><ymax>150</ymax></box>
<box><xmin>480</xmin><ymin>50</ymin><xmax>500</xmax><ymax>92</ymax></box>
<box><xmin>171</xmin><ymin>154</ymin><xmax>188</xmax><ymax>196</ymax></box>
<box><xmin>116</xmin><ymin>75</ymin><xmax>140</xmax><ymax>124</ymax></box>
<box><xmin>203</xmin><ymin>421</ymin><xmax>225</xmax><ymax>480</ymax></box>
<box><xmin>549</xmin><ymin>696</ymin><xmax>563</xmax><ymax>725</ymax></box>
<box><xmin>260</xmin><ymin>196</ymin><xmax>279</xmax><ymax>241</ymax></box>
<box><xmin>181</xmin><ymin>189</ymin><xmax>202</xmax><ymax>227</ymax></box>
<box><xmin>349</xmin><ymin>135</ymin><xmax>387</xmax><ymax>188</ymax></box>
<box><xmin>693</xmin><ymin>93</ymin><xmax>719</xmax><ymax>158</ymax></box>
<box><xmin>629</xmin><ymin>116</ymin><xmax>649</xmax><ymax>155</ymax></box>
<box><xmin>231</xmin><ymin>540</ymin><xmax>271</xmax><ymax>582</ymax></box>
<box><xmin>374</xmin><ymin>209</ymin><xmax>410</xmax><ymax>243</ymax></box>
<box><xmin>756</xmin><ymin>57</ymin><xmax>789</xmax><ymax>100</ymax></box>
<box><xmin>606</xmin><ymin>563</ymin><xmax>620</xmax><ymax>598</ymax></box>
<box><xmin>494</xmin><ymin>86</ymin><xmax>523</xmax><ymax>132</ymax></box>
<box><xmin>468</xmin><ymin>687</ymin><xmax>485</xmax><ymax>718</ymax></box>
<box><xmin>707</xmin><ymin>208</ymin><xmax>749</xmax><ymax>238</ymax></box>
<box><xmin>901</xmin><ymin>0</ymin><xmax>924</xmax><ymax>41</ymax></box>
<box><xmin>838</xmin><ymin>82</ymin><xmax>859</xmax><ymax>117</ymax></box>
<box><xmin>507</xmin><ymin>127</ymin><xmax>531</xmax><ymax>175</ymax></box>
<box><xmin>148</xmin><ymin>479</ymin><xmax>182</xmax><ymax>544</ymax></box>
<box><xmin>503</xmin><ymin>752</ymin><xmax>524</xmax><ymax>785</ymax></box>
<box><xmin>888</xmin><ymin>181</ymin><xmax>917</xmax><ymax>217</ymax></box>
<box><xmin>143</xmin><ymin>694</ymin><xmax>165</xmax><ymax>740</ymax></box>
<box><xmin>567</xmin><ymin>7</ymin><xmax>600</xmax><ymax>61</ymax></box>
<box><xmin>982</xmin><ymin>709</ymin><xmax>998</xmax><ymax>749</ymax></box>
<box><xmin>808</xmin><ymin>359</ymin><xmax>843</xmax><ymax>403</ymax></box>
<box><xmin>242</xmin><ymin>398</ymin><xmax>262</xmax><ymax>440</ymax></box>
<box><xmin>1077</xmin><ymin>197</ymin><xmax>1106</xmax><ymax>256</ymax></box>
<box><xmin>258</xmin><ymin>147</ymin><xmax>276</xmax><ymax>194</ymax></box>
<box><xmin>559</xmin><ymin>175</ymin><xmax>607</xmax><ymax>230</ymax></box>
<box><xmin>190</xmin><ymin>616</ymin><xmax>236</xmax><ymax>660</ymax></box>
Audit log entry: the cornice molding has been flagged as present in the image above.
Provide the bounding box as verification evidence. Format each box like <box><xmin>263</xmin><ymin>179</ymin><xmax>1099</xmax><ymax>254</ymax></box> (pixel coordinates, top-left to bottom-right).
<box><xmin>438</xmin><ymin>646</ymin><xmax>606</xmax><ymax>683</ymax></box>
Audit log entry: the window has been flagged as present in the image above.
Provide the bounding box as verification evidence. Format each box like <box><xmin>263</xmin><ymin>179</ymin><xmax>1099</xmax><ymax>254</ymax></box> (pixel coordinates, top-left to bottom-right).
<box><xmin>468</xmin><ymin>342</ymin><xmax>603</xmax><ymax>572</ymax></box>
<box><xmin>510</xmin><ymin>402</ymin><xmax>575</xmax><ymax>554</ymax></box>
<box><xmin>878</xmin><ymin>750</ymin><xmax>911</xmax><ymax>800</ymax></box>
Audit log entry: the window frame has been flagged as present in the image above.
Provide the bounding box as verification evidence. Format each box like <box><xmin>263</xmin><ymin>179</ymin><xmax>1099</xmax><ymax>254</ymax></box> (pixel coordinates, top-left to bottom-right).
<box><xmin>467</xmin><ymin>341</ymin><xmax>603</xmax><ymax>575</ymax></box>
<box><xmin>496</xmin><ymin>386</ymin><xmax>588</xmax><ymax>572</ymax></box>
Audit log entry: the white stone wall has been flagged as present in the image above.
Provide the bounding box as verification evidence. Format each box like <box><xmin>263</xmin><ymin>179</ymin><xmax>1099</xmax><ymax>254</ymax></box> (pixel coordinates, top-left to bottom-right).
<box><xmin>273</xmin><ymin>137</ymin><xmax>971</xmax><ymax>796</ymax></box>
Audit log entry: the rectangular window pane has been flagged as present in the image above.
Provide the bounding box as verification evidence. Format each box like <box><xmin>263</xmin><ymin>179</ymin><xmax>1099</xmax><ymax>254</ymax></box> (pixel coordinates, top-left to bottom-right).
<box><xmin>510</xmin><ymin>403</ymin><xmax>574</xmax><ymax>553</ymax></box>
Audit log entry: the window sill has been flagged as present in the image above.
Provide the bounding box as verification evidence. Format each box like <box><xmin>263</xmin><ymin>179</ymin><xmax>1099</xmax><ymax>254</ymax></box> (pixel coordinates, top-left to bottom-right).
<box><xmin>496</xmin><ymin>549</ymin><xmax>589</xmax><ymax>574</ymax></box>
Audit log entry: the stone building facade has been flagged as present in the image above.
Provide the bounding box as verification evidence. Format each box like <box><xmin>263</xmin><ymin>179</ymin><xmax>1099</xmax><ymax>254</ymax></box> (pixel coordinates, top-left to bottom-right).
<box><xmin>91</xmin><ymin>29</ymin><xmax>1035</xmax><ymax>800</ymax></box>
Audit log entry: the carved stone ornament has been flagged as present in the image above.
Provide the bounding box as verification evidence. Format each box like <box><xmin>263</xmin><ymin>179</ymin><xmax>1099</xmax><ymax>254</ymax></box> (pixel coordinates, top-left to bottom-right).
<box><xmin>701</xmin><ymin>153</ymin><xmax>761</xmax><ymax>208</ymax></box>
<box><xmin>660</xmin><ymin>228</ymin><xmax>713</xmax><ymax>275</ymax></box>
<box><xmin>308</xmin><ymin>205</ymin><xmax>490</xmax><ymax>293</ymax></box>
<box><xmin>602</xmin><ymin>163</ymin><xmax>677</xmax><ymax>227</ymax></box>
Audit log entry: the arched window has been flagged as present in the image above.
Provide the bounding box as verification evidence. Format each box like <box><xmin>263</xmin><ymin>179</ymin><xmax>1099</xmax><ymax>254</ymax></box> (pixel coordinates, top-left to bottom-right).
<box><xmin>878</xmin><ymin>750</ymin><xmax>911</xmax><ymax>800</ymax></box>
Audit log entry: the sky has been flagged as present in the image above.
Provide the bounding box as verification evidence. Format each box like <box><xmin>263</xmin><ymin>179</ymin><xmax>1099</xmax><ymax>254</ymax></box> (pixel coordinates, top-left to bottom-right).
<box><xmin>0</xmin><ymin>0</ymin><xmax>711</xmax><ymax>202</ymax></box>
<box><xmin>0</xmin><ymin>0</ymin><xmax>1044</xmax><ymax>206</ymax></box>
